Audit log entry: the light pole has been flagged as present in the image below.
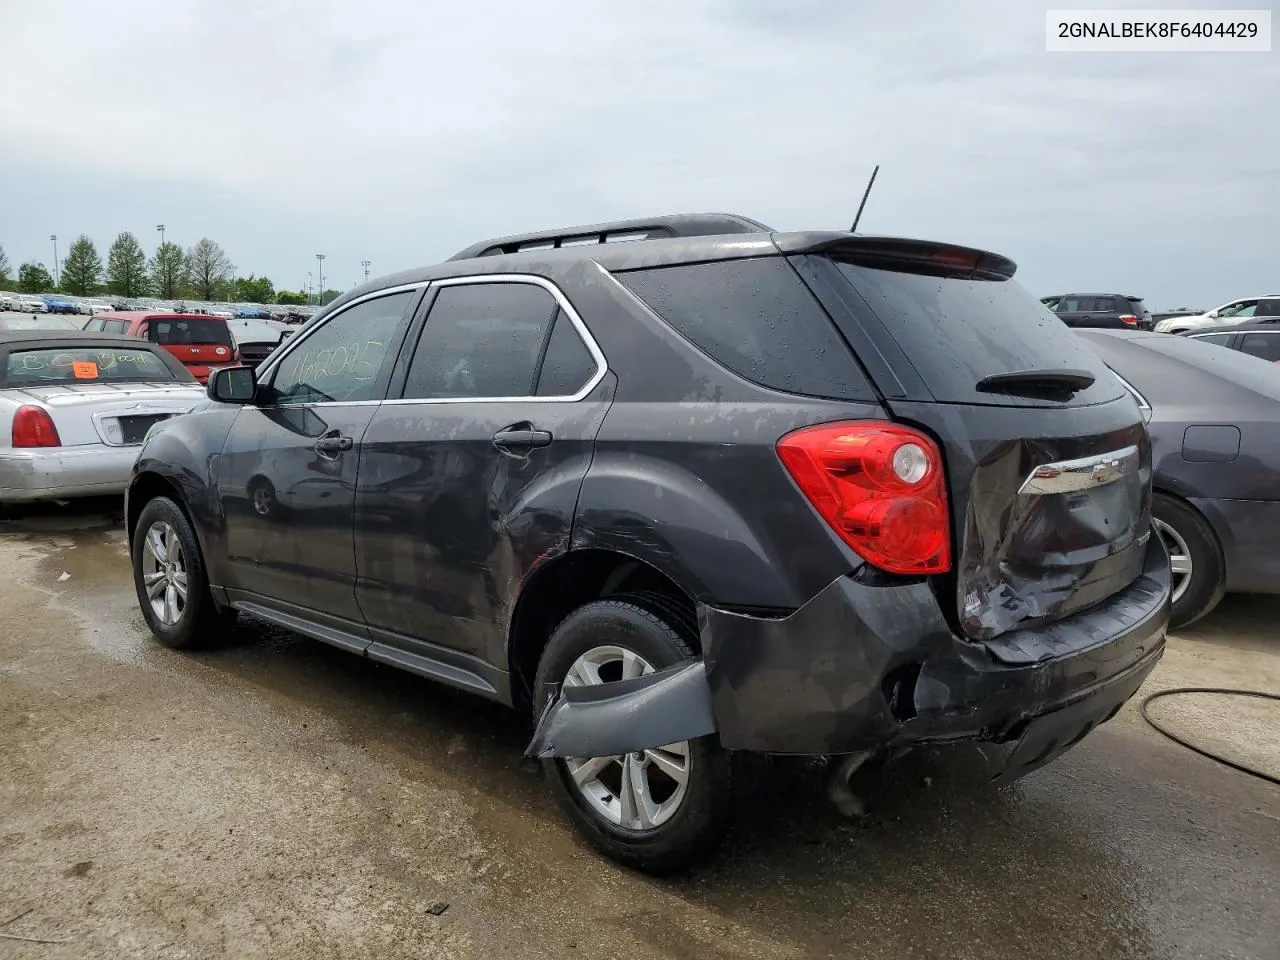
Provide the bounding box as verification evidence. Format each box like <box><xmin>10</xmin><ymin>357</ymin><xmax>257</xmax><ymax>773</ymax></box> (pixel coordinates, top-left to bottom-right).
<box><xmin>50</xmin><ymin>235</ymin><xmax>59</xmax><ymax>287</ymax></box>
<box><xmin>156</xmin><ymin>224</ymin><xmax>166</xmax><ymax>249</ymax></box>
<box><xmin>228</xmin><ymin>265</ymin><xmax>237</xmax><ymax>304</ymax></box>
<box><xmin>306</xmin><ymin>272</ymin><xmax>313</xmax><ymax>305</ymax></box>
<box><xmin>361</xmin><ymin>259</ymin><xmax>371</xmax><ymax>282</ymax></box>
<box><xmin>315</xmin><ymin>254</ymin><xmax>326</xmax><ymax>305</ymax></box>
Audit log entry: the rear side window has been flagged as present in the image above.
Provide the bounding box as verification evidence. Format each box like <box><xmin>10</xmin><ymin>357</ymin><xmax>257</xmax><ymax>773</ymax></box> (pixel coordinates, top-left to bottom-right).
<box><xmin>833</xmin><ymin>262</ymin><xmax>1123</xmax><ymax>405</ymax></box>
<box><xmin>103</xmin><ymin>319</ymin><xmax>129</xmax><ymax>334</ymax></box>
<box><xmin>1257</xmin><ymin>299</ymin><xmax>1280</xmax><ymax>317</ymax></box>
<box><xmin>535</xmin><ymin>309</ymin><xmax>598</xmax><ymax>396</ymax></box>
<box><xmin>402</xmin><ymin>282</ymin><xmax>557</xmax><ymax>399</ymax></box>
<box><xmin>617</xmin><ymin>258</ymin><xmax>868</xmax><ymax>400</ymax></box>
<box><xmin>1240</xmin><ymin>333</ymin><xmax>1280</xmax><ymax>363</ymax></box>
<box><xmin>1093</xmin><ymin>296</ymin><xmax>1116</xmax><ymax>312</ymax></box>
<box><xmin>149</xmin><ymin>318</ymin><xmax>233</xmax><ymax>346</ymax></box>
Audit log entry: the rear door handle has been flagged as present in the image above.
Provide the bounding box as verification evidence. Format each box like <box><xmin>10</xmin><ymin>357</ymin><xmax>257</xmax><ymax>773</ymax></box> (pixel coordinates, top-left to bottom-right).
<box><xmin>492</xmin><ymin>425</ymin><xmax>553</xmax><ymax>454</ymax></box>
<box><xmin>314</xmin><ymin>435</ymin><xmax>354</xmax><ymax>454</ymax></box>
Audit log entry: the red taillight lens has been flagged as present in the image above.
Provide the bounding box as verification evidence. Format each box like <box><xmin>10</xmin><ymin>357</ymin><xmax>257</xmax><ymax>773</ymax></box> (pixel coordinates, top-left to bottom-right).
<box><xmin>1119</xmin><ymin>314</ymin><xmax>1139</xmax><ymax>326</ymax></box>
<box><xmin>776</xmin><ymin>421</ymin><xmax>951</xmax><ymax>574</ymax></box>
<box><xmin>11</xmin><ymin>405</ymin><xmax>62</xmax><ymax>448</ymax></box>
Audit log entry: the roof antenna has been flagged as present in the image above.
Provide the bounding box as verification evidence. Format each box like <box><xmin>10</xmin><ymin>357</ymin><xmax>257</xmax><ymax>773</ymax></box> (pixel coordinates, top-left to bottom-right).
<box><xmin>850</xmin><ymin>164</ymin><xmax>880</xmax><ymax>233</ymax></box>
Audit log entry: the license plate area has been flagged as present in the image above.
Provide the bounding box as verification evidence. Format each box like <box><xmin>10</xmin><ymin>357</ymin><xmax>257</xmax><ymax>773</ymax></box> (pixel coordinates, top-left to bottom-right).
<box><xmin>118</xmin><ymin>413</ymin><xmax>171</xmax><ymax>445</ymax></box>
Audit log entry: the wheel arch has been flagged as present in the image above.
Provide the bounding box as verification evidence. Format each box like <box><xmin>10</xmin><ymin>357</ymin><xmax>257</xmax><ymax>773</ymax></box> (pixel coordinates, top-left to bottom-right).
<box><xmin>506</xmin><ymin>548</ymin><xmax>700</xmax><ymax>713</ymax></box>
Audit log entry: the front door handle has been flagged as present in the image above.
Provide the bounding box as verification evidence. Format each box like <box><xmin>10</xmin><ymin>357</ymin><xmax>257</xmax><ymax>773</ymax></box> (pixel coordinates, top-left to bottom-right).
<box><xmin>492</xmin><ymin>425</ymin><xmax>553</xmax><ymax>454</ymax></box>
<box><xmin>314</xmin><ymin>434</ymin><xmax>353</xmax><ymax>455</ymax></box>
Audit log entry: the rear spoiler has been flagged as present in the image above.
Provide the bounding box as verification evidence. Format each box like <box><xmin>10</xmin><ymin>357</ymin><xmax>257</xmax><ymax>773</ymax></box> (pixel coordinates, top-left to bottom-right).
<box><xmin>776</xmin><ymin>233</ymin><xmax>1017</xmax><ymax>280</ymax></box>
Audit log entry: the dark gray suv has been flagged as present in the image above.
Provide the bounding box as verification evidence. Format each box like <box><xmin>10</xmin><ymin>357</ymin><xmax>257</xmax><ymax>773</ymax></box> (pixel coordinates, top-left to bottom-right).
<box><xmin>1044</xmin><ymin>293</ymin><xmax>1153</xmax><ymax>329</ymax></box>
<box><xmin>126</xmin><ymin>214</ymin><xmax>1171</xmax><ymax>872</ymax></box>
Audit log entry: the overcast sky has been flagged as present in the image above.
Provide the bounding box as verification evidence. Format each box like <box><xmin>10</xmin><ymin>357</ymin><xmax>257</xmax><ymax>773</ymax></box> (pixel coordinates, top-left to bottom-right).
<box><xmin>1</xmin><ymin>0</ymin><xmax>1275</xmax><ymax>307</ymax></box>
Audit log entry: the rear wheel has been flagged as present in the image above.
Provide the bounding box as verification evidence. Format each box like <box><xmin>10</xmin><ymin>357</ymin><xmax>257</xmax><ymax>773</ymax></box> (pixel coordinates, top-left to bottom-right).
<box><xmin>132</xmin><ymin>496</ymin><xmax>236</xmax><ymax>649</ymax></box>
<box><xmin>1152</xmin><ymin>493</ymin><xmax>1225</xmax><ymax>629</ymax></box>
<box><xmin>535</xmin><ymin>598</ymin><xmax>731</xmax><ymax>874</ymax></box>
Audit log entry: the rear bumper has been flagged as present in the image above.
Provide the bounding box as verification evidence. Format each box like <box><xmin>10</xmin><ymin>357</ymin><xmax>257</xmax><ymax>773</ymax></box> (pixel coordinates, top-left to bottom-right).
<box><xmin>528</xmin><ymin>536</ymin><xmax>1169</xmax><ymax>782</ymax></box>
<box><xmin>1189</xmin><ymin>496</ymin><xmax>1280</xmax><ymax>595</ymax></box>
<box><xmin>703</xmin><ymin>534</ymin><xmax>1169</xmax><ymax>757</ymax></box>
<box><xmin>0</xmin><ymin>444</ymin><xmax>139</xmax><ymax>502</ymax></box>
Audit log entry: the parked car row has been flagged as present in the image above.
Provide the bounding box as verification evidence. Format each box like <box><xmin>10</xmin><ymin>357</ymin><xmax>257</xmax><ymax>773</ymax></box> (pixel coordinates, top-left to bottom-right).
<box><xmin>1</xmin><ymin>292</ymin><xmax>320</xmax><ymax>325</ymax></box>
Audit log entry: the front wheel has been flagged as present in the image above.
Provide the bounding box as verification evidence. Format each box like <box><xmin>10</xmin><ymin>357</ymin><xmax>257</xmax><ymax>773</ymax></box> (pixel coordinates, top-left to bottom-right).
<box><xmin>1152</xmin><ymin>493</ymin><xmax>1225</xmax><ymax>629</ymax></box>
<box><xmin>132</xmin><ymin>496</ymin><xmax>236</xmax><ymax>649</ymax></box>
<box><xmin>535</xmin><ymin>598</ymin><xmax>731</xmax><ymax>874</ymax></box>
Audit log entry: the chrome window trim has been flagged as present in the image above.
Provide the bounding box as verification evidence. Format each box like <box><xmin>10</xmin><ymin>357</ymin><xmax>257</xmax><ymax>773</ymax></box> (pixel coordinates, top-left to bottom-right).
<box><xmin>252</xmin><ymin>282</ymin><xmax>429</xmax><ymax>387</ymax></box>
<box><xmin>380</xmin><ymin>273</ymin><xmax>608</xmax><ymax>406</ymax></box>
<box><xmin>1018</xmin><ymin>444</ymin><xmax>1141</xmax><ymax>496</ymax></box>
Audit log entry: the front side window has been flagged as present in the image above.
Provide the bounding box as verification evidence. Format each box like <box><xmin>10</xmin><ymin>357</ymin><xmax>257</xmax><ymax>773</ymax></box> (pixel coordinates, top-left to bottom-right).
<box><xmin>1191</xmin><ymin>333</ymin><xmax>1234</xmax><ymax>346</ymax></box>
<box><xmin>402</xmin><ymin>282</ymin><xmax>558</xmax><ymax>399</ymax></box>
<box><xmin>1219</xmin><ymin>300</ymin><xmax>1258</xmax><ymax>318</ymax></box>
<box><xmin>269</xmin><ymin>292</ymin><xmax>414</xmax><ymax>404</ymax></box>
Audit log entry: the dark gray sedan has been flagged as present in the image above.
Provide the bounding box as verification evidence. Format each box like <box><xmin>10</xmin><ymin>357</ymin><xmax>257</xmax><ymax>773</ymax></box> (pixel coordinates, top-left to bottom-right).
<box><xmin>1080</xmin><ymin>329</ymin><xmax>1280</xmax><ymax>626</ymax></box>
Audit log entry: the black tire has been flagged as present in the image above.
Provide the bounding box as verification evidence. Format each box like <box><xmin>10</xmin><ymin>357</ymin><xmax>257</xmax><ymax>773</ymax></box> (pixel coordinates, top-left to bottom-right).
<box><xmin>535</xmin><ymin>597</ymin><xmax>731</xmax><ymax>874</ymax></box>
<box><xmin>1152</xmin><ymin>493</ymin><xmax>1225</xmax><ymax>629</ymax></box>
<box><xmin>132</xmin><ymin>496</ymin><xmax>236</xmax><ymax>649</ymax></box>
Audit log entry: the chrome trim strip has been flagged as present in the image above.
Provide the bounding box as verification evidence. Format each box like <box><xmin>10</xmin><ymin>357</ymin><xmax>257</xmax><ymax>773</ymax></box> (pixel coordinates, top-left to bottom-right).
<box><xmin>1018</xmin><ymin>444</ymin><xmax>1140</xmax><ymax>496</ymax></box>
<box><xmin>381</xmin><ymin>273</ymin><xmax>607</xmax><ymax>405</ymax></box>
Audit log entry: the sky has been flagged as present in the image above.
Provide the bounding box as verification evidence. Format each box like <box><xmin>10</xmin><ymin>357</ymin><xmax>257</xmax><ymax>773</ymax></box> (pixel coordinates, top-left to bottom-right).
<box><xmin>1</xmin><ymin>0</ymin><xmax>1276</xmax><ymax>308</ymax></box>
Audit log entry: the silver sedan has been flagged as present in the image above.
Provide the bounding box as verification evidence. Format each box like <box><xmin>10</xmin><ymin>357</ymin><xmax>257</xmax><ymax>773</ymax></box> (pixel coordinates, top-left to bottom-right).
<box><xmin>0</xmin><ymin>331</ymin><xmax>207</xmax><ymax>503</ymax></box>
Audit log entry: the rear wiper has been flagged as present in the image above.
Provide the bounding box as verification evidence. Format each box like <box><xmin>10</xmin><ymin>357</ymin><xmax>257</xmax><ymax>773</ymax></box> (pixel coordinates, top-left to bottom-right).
<box><xmin>975</xmin><ymin>368</ymin><xmax>1096</xmax><ymax>400</ymax></box>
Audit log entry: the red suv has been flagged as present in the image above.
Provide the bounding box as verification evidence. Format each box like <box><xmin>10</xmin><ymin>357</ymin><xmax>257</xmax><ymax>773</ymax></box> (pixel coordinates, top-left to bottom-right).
<box><xmin>87</xmin><ymin>313</ymin><xmax>238</xmax><ymax>384</ymax></box>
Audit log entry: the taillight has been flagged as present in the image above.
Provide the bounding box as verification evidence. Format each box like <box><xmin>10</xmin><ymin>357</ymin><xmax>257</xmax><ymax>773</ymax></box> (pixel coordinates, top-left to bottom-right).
<box><xmin>776</xmin><ymin>421</ymin><xmax>951</xmax><ymax>575</ymax></box>
<box><xmin>11</xmin><ymin>405</ymin><xmax>62</xmax><ymax>448</ymax></box>
<box><xmin>1119</xmin><ymin>314</ymin><xmax>1139</xmax><ymax>326</ymax></box>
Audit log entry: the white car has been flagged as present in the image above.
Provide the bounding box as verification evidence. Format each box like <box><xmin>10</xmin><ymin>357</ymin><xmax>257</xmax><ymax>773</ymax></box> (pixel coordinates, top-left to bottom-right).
<box><xmin>0</xmin><ymin>330</ymin><xmax>206</xmax><ymax>502</ymax></box>
<box><xmin>1154</xmin><ymin>295</ymin><xmax>1280</xmax><ymax>334</ymax></box>
<box><xmin>15</xmin><ymin>296</ymin><xmax>48</xmax><ymax>314</ymax></box>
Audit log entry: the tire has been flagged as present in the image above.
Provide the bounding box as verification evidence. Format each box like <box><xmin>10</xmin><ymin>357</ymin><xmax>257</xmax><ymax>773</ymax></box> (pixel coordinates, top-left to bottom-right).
<box><xmin>535</xmin><ymin>597</ymin><xmax>731</xmax><ymax>874</ymax></box>
<box><xmin>132</xmin><ymin>496</ymin><xmax>236</xmax><ymax>649</ymax></box>
<box><xmin>1152</xmin><ymin>493</ymin><xmax>1225</xmax><ymax>629</ymax></box>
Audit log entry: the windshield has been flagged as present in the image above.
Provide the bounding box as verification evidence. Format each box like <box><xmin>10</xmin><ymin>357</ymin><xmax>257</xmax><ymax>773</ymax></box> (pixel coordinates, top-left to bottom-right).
<box><xmin>4</xmin><ymin>347</ymin><xmax>180</xmax><ymax>387</ymax></box>
<box><xmin>148</xmin><ymin>317</ymin><xmax>234</xmax><ymax>347</ymax></box>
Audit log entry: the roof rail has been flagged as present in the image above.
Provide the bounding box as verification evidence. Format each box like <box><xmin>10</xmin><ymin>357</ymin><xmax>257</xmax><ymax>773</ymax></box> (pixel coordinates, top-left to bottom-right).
<box><xmin>447</xmin><ymin>213</ymin><xmax>775</xmax><ymax>261</ymax></box>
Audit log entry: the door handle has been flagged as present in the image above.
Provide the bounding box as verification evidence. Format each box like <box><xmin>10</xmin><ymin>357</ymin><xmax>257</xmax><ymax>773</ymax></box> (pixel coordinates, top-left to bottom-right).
<box><xmin>314</xmin><ymin>434</ymin><xmax>353</xmax><ymax>455</ymax></box>
<box><xmin>492</xmin><ymin>425</ymin><xmax>553</xmax><ymax>454</ymax></box>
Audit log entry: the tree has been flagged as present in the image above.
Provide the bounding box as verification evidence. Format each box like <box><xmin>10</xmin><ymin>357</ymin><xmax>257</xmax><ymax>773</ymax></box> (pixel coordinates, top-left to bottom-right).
<box><xmin>18</xmin><ymin>262</ymin><xmax>56</xmax><ymax>294</ymax></box>
<box><xmin>149</xmin><ymin>242</ymin><xmax>187</xmax><ymax>299</ymax></box>
<box><xmin>319</xmin><ymin>289</ymin><xmax>342</xmax><ymax>306</ymax></box>
<box><xmin>60</xmin><ymin>235</ymin><xmax>104</xmax><ymax>296</ymax></box>
<box><xmin>186</xmin><ymin>237</ymin><xmax>231</xmax><ymax>301</ymax></box>
<box><xmin>0</xmin><ymin>245</ymin><xmax>11</xmax><ymax>286</ymax></box>
<box><xmin>276</xmin><ymin>290</ymin><xmax>307</xmax><ymax>305</ymax></box>
<box><xmin>105</xmin><ymin>232</ymin><xmax>151</xmax><ymax>298</ymax></box>
<box><xmin>235</xmin><ymin>274</ymin><xmax>275</xmax><ymax>304</ymax></box>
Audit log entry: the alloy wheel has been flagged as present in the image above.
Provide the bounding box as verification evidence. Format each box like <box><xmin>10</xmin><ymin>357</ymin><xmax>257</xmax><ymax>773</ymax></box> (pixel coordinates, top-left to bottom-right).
<box><xmin>561</xmin><ymin>645</ymin><xmax>691</xmax><ymax>830</ymax></box>
<box><xmin>141</xmin><ymin>521</ymin><xmax>188</xmax><ymax>626</ymax></box>
<box><xmin>1154</xmin><ymin>517</ymin><xmax>1193</xmax><ymax>604</ymax></box>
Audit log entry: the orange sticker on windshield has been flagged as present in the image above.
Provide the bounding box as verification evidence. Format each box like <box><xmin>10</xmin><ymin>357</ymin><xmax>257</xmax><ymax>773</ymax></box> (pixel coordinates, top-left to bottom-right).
<box><xmin>72</xmin><ymin>361</ymin><xmax>98</xmax><ymax>379</ymax></box>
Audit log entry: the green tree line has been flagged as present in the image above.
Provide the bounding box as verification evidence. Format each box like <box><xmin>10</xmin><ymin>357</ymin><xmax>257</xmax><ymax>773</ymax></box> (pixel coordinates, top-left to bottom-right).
<box><xmin>0</xmin><ymin>235</ymin><xmax>340</xmax><ymax>306</ymax></box>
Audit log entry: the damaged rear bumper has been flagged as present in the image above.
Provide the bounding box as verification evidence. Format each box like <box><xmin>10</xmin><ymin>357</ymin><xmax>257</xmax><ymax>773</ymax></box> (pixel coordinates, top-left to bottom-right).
<box><xmin>528</xmin><ymin>537</ymin><xmax>1170</xmax><ymax>781</ymax></box>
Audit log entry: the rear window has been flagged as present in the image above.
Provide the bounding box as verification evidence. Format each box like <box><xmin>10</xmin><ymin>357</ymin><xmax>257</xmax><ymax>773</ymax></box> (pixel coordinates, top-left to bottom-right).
<box><xmin>148</xmin><ymin>318</ymin><xmax>233</xmax><ymax>347</ymax></box>
<box><xmin>617</xmin><ymin>257</ymin><xmax>871</xmax><ymax>400</ymax></box>
<box><xmin>832</xmin><ymin>262</ymin><xmax>1123</xmax><ymax>405</ymax></box>
<box><xmin>4</xmin><ymin>347</ymin><xmax>179</xmax><ymax>387</ymax></box>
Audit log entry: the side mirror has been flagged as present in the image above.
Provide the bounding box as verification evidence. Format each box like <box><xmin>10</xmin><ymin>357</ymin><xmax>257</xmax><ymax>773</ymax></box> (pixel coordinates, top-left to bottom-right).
<box><xmin>1206</xmin><ymin>310</ymin><xmax>1219</xmax><ymax>319</ymax></box>
<box><xmin>208</xmin><ymin>365</ymin><xmax>257</xmax><ymax>404</ymax></box>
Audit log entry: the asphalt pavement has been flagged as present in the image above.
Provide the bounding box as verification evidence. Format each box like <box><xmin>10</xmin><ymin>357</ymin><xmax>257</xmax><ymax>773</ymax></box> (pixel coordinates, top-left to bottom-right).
<box><xmin>1</xmin><ymin>501</ymin><xmax>1277</xmax><ymax>959</ymax></box>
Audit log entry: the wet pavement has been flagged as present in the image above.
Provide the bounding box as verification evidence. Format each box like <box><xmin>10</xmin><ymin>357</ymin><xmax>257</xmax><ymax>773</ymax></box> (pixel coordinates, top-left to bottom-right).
<box><xmin>1</xmin><ymin>501</ymin><xmax>1277</xmax><ymax>959</ymax></box>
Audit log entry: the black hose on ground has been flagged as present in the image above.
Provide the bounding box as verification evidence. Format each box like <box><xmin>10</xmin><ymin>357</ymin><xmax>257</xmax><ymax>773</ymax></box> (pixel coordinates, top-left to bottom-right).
<box><xmin>1140</xmin><ymin>687</ymin><xmax>1280</xmax><ymax>786</ymax></box>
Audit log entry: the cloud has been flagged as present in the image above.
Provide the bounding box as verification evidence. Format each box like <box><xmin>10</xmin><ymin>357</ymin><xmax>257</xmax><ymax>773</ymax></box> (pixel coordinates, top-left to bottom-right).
<box><xmin>0</xmin><ymin>0</ymin><xmax>1275</xmax><ymax>306</ymax></box>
